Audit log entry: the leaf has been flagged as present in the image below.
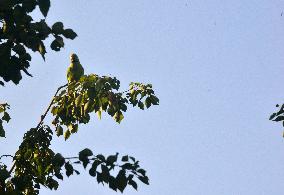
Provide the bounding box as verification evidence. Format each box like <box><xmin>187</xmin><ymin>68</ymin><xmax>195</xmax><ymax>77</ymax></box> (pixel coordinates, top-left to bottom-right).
<box><xmin>84</xmin><ymin>100</ymin><xmax>94</xmax><ymax>114</ymax></box>
<box><xmin>96</xmin><ymin>154</ymin><xmax>105</xmax><ymax>162</ymax></box>
<box><xmin>138</xmin><ymin>176</ymin><xmax>149</xmax><ymax>185</ymax></box>
<box><xmin>52</xmin><ymin>22</ymin><xmax>64</xmax><ymax>34</ymax></box>
<box><xmin>2</xmin><ymin>112</ymin><xmax>10</xmax><ymax>122</ymax></box>
<box><xmin>109</xmin><ymin>176</ymin><xmax>117</xmax><ymax>191</ymax></box>
<box><xmin>65</xmin><ymin>162</ymin><xmax>74</xmax><ymax>177</ymax></box>
<box><xmin>38</xmin><ymin>0</ymin><xmax>51</xmax><ymax>17</ymax></box>
<box><xmin>97</xmin><ymin>110</ymin><xmax>102</xmax><ymax>120</ymax></box>
<box><xmin>101</xmin><ymin>165</ymin><xmax>110</xmax><ymax>183</ymax></box>
<box><xmin>121</xmin><ymin>155</ymin><xmax>128</xmax><ymax>162</ymax></box>
<box><xmin>63</xmin><ymin>29</ymin><xmax>77</xmax><ymax>40</ymax></box>
<box><xmin>145</xmin><ymin>97</ymin><xmax>151</xmax><ymax>108</ymax></box>
<box><xmin>53</xmin><ymin>153</ymin><xmax>65</xmax><ymax>167</ymax></box>
<box><xmin>75</xmin><ymin>95</ymin><xmax>83</xmax><ymax>107</ymax></box>
<box><xmin>269</xmin><ymin>113</ymin><xmax>276</xmax><ymax>120</ymax></box>
<box><xmin>55</xmin><ymin>173</ymin><xmax>63</xmax><ymax>180</ymax></box>
<box><xmin>150</xmin><ymin>95</ymin><xmax>159</xmax><ymax>105</ymax></box>
<box><xmin>64</xmin><ymin>130</ymin><xmax>71</xmax><ymax>140</ymax></box>
<box><xmin>128</xmin><ymin>179</ymin><xmax>138</xmax><ymax>190</ymax></box>
<box><xmin>0</xmin><ymin>125</ymin><xmax>5</xmax><ymax>137</ymax></box>
<box><xmin>79</xmin><ymin>148</ymin><xmax>93</xmax><ymax>158</ymax></box>
<box><xmin>97</xmin><ymin>172</ymin><xmax>103</xmax><ymax>184</ymax></box>
<box><xmin>121</xmin><ymin>163</ymin><xmax>133</xmax><ymax>170</ymax></box>
<box><xmin>69</xmin><ymin>124</ymin><xmax>78</xmax><ymax>134</ymax></box>
<box><xmin>129</xmin><ymin>156</ymin><xmax>135</xmax><ymax>162</ymax></box>
<box><xmin>106</xmin><ymin>153</ymin><xmax>118</xmax><ymax>165</ymax></box>
<box><xmin>137</xmin><ymin>169</ymin><xmax>146</xmax><ymax>176</ymax></box>
<box><xmin>56</xmin><ymin>125</ymin><xmax>63</xmax><ymax>136</ymax></box>
<box><xmin>50</xmin><ymin>39</ymin><xmax>61</xmax><ymax>51</ymax></box>
<box><xmin>138</xmin><ymin>101</ymin><xmax>144</xmax><ymax>110</ymax></box>
<box><xmin>114</xmin><ymin>111</ymin><xmax>124</xmax><ymax>124</ymax></box>
<box><xmin>89</xmin><ymin>167</ymin><xmax>96</xmax><ymax>177</ymax></box>
<box><xmin>273</xmin><ymin>116</ymin><xmax>284</xmax><ymax>122</ymax></box>
<box><xmin>38</xmin><ymin>42</ymin><xmax>46</xmax><ymax>60</ymax></box>
<box><xmin>116</xmin><ymin>170</ymin><xmax>127</xmax><ymax>192</ymax></box>
<box><xmin>0</xmin><ymin>168</ymin><xmax>10</xmax><ymax>181</ymax></box>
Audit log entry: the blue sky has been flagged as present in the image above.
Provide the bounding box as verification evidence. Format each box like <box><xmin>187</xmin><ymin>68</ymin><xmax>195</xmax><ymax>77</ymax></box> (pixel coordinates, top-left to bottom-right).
<box><xmin>1</xmin><ymin>0</ymin><xmax>284</xmax><ymax>194</ymax></box>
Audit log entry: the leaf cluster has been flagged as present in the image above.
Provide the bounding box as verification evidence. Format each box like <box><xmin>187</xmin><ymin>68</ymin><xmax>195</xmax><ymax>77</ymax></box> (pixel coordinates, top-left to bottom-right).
<box><xmin>0</xmin><ymin>103</ymin><xmax>10</xmax><ymax>137</ymax></box>
<box><xmin>0</xmin><ymin>125</ymin><xmax>149</xmax><ymax>194</ymax></box>
<box><xmin>0</xmin><ymin>0</ymin><xmax>77</xmax><ymax>85</ymax></box>
<box><xmin>50</xmin><ymin>74</ymin><xmax>159</xmax><ymax>140</ymax></box>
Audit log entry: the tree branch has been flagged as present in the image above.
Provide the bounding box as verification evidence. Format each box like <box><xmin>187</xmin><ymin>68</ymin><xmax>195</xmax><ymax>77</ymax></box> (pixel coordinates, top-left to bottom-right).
<box><xmin>0</xmin><ymin>154</ymin><xmax>13</xmax><ymax>159</ymax></box>
<box><xmin>35</xmin><ymin>83</ymin><xmax>68</xmax><ymax>129</ymax></box>
<box><xmin>9</xmin><ymin>83</ymin><xmax>68</xmax><ymax>175</ymax></box>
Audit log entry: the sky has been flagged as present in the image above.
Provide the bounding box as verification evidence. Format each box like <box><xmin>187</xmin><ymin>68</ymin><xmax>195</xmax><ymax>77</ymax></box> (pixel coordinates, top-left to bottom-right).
<box><xmin>1</xmin><ymin>0</ymin><xmax>284</xmax><ymax>194</ymax></box>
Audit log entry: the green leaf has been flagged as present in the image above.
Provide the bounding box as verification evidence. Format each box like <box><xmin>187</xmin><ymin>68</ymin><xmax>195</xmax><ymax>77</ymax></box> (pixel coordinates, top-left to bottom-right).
<box><xmin>2</xmin><ymin>112</ymin><xmax>10</xmax><ymax>122</ymax></box>
<box><xmin>69</xmin><ymin>124</ymin><xmax>78</xmax><ymax>134</ymax></box>
<box><xmin>121</xmin><ymin>163</ymin><xmax>133</xmax><ymax>170</ymax></box>
<box><xmin>89</xmin><ymin>167</ymin><xmax>97</xmax><ymax>177</ymax></box>
<box><xmin>0</xmin><ymin>168</ymin><xmax>10</xmax><ymax>181</ymax></box>
<box><xmin>114</xmin><ymin>111</ymin><xmax>124</xmax><ymax>124</ymax></box>
<box><xmin>38</xmin><ymin>0</ymin><xmax>51</xmax><ymax>17</ymax></box>
<box><xmin>97</xmin><ymin>110</ymin><xmax>102</xmax><ymax>120</ymax></box>
<box><xmin>75</xmin><ymin>95</ymin><xmax>83</xmax><ymax>107</ymax></box>
<box><xmin>0</xmin><ymin>121</ymin><xmax>5</xmax><ymax>137</ymax></box>
<box><xmin>96</xmin><ymin>154</ymin><xmax>105</xmax><ymax>162</ymax></box>
<box><xmin>273</xmin><ymin>116</ymin><xmax>284</xmax><ymax>122</ymax></box>
<box><xmin>269</xmin><ymin>113</ymin><xmax>276</xmax><ymax>120</ymax></box>
<box><xmin>97</xmin><ymin>172</ymin><xmax>103</xmax><ymax>184</ymax></box>
<box><xmin>145</xmin><ymin>97</ymin><xmax>151</xmax><ymax>108</ymax></box>
<box><xmin>55</xmin><ymin>173</ymin><xmax>63</xmax><ymax>180</ymax></box>
<box><xmin>38</xmin><ymin>42</ymin><xmax>46</xmax><ymax>60</ymax></box>
<box><xmin>64</xmin><ymin>130</ymin><xmax>71</xmax><ymax>140</ymax></box>
<box><xmin>106</xmin><ymin>153</ymin><xmax>118</xmax><ymax>165</ymax></box>
<box><xmin>84</xmin><ymin>100</ymin><xmax>94</xmax><ymax>114</ymax></box>
<box><xmin>128</xmin><ymin>179</ymin><xmax>138</xmax><ymax>190</ymax></box>
<box><xmin>129</xmin><ymin>156</ymin><xmax>135</xmax><ymax>162</ymax></box>
<box><xmin>138</xmin><ymin>101</ymin><xmax>144</xmax><ymax>110</ymax></box>
<box><xmin>65</xmin><ymin>162</ymin><xmax>74</xmax><ymax>177</ymax></box>
<box><xmin>79</xmin><ymin>148</ymin><xmax>93</xmax><ymax>158</ymax></box>
<box><xmin>116</xmin><ymin>170</ymin><xmax>127</xmax><ymax>192</ymax></box>
<box><xmin>79</xmin><ymin>148</ymin><xmax>93</xmax><ymax>167</ymax></box>
<box><xmin>56</xmin><ymin>125</ymin><xmax>63</xmax><ymax>136</ymax></box>
<box><xmin>121</xmin><ymin>155</ymin><xmax>128</xmax><ymax>162</ymax></box>
<box><xmin>150</xmin><ymin>95</ymin><xmax>159</xmax><ymax>105</ymax></box>
<box><xmin>138</xmin><ymin>176</ymin><xmax>149</xmax><ymax>185</ymax></box>
<box><xmin>101</xmin><ymin>165</ymin><xmax>110</xmax><ymax>183</ymax></box>
<box><xmin>109</xmin><ymin>176</ymin><xmax>117</xmax><ymax>191</ymax></box>
<box><xmin>52</xmin><ymin>22</ymin><xmax>64</xmax><ymax>34</ymax></box>
<box><xmin>137</xmin><ymin>169</ymin><xmax>146</xmax><ymax>176</ymax></box>
<box><xmin>63</xmin><ymin>29</ymin><xmax>77</xmax><ymax>40</ymax></box>
<box><xmin>50</xmin><ymin>39</ymin><xmax>61</xmax><ymax>51</ymax></box>
<box><xmin>53</xmin><ymin>153</ymin><xmax>65</xmax><ymax>167</ymax></box>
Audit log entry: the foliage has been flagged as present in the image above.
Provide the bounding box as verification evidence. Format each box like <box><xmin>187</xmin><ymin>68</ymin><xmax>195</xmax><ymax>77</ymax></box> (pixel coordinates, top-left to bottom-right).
<box><xmin>50</xmin><ymin>75</ymin><xmax>158</xmax><ymax>140</ymax></box>
<box><xmin>0</xmin><ymin>103</ymin><xmax>10</xmax><ymax>137</ymax></box>
<box><xmin>0</xmin><ymin>0</ymin><xmax>77</xmax><ymax>85</ymax></box>
<box><xmin>269</xmin><ymin>104</ymin><xmax>284</xmax><ymax>136</ymax></box>
<box><xmin>0</xmin><ymin>0</ymin><xmax>159</xmax><ymax>194</ymax></box>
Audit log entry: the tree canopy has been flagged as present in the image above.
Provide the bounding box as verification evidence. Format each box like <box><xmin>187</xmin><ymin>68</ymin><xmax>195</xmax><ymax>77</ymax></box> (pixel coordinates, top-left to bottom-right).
<box><xmin>0</xmin><ymin>1</ymin><xmax>159</xmax><ymax>194</ymax></box>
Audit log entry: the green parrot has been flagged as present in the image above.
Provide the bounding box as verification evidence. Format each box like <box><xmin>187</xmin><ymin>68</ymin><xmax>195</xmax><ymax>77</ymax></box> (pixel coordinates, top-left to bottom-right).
<box><xmin>67</xmin><ymin>53</ymin><xmax>84</xmax><ymax>83</ymax></box>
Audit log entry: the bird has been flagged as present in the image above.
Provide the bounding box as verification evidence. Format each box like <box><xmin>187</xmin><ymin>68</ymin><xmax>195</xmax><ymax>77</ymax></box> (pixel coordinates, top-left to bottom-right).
<box><xmin>67</xmin><ymin>53</ymin><xmax>84</xmax><ymax>83</ymax></box>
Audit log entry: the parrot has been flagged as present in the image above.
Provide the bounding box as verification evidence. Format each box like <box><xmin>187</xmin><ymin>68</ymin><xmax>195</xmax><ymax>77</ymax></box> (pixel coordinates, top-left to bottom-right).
<box><xmin>67</xmin><ymin>53</ymin><xmax>84</xmax><ymax>83</ymax></box>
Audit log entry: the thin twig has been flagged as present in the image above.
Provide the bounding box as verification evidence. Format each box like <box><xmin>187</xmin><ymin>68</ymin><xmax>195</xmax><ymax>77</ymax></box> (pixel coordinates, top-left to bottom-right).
<box><xmin>35</xmin><ymin>83</ymin><xmax>67</xmax><ymax>129</ymax></box>
<box><xmin>0</xmin><ymin>154</ymin><xmax>13</xmax><ymax>159</ymax></box>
